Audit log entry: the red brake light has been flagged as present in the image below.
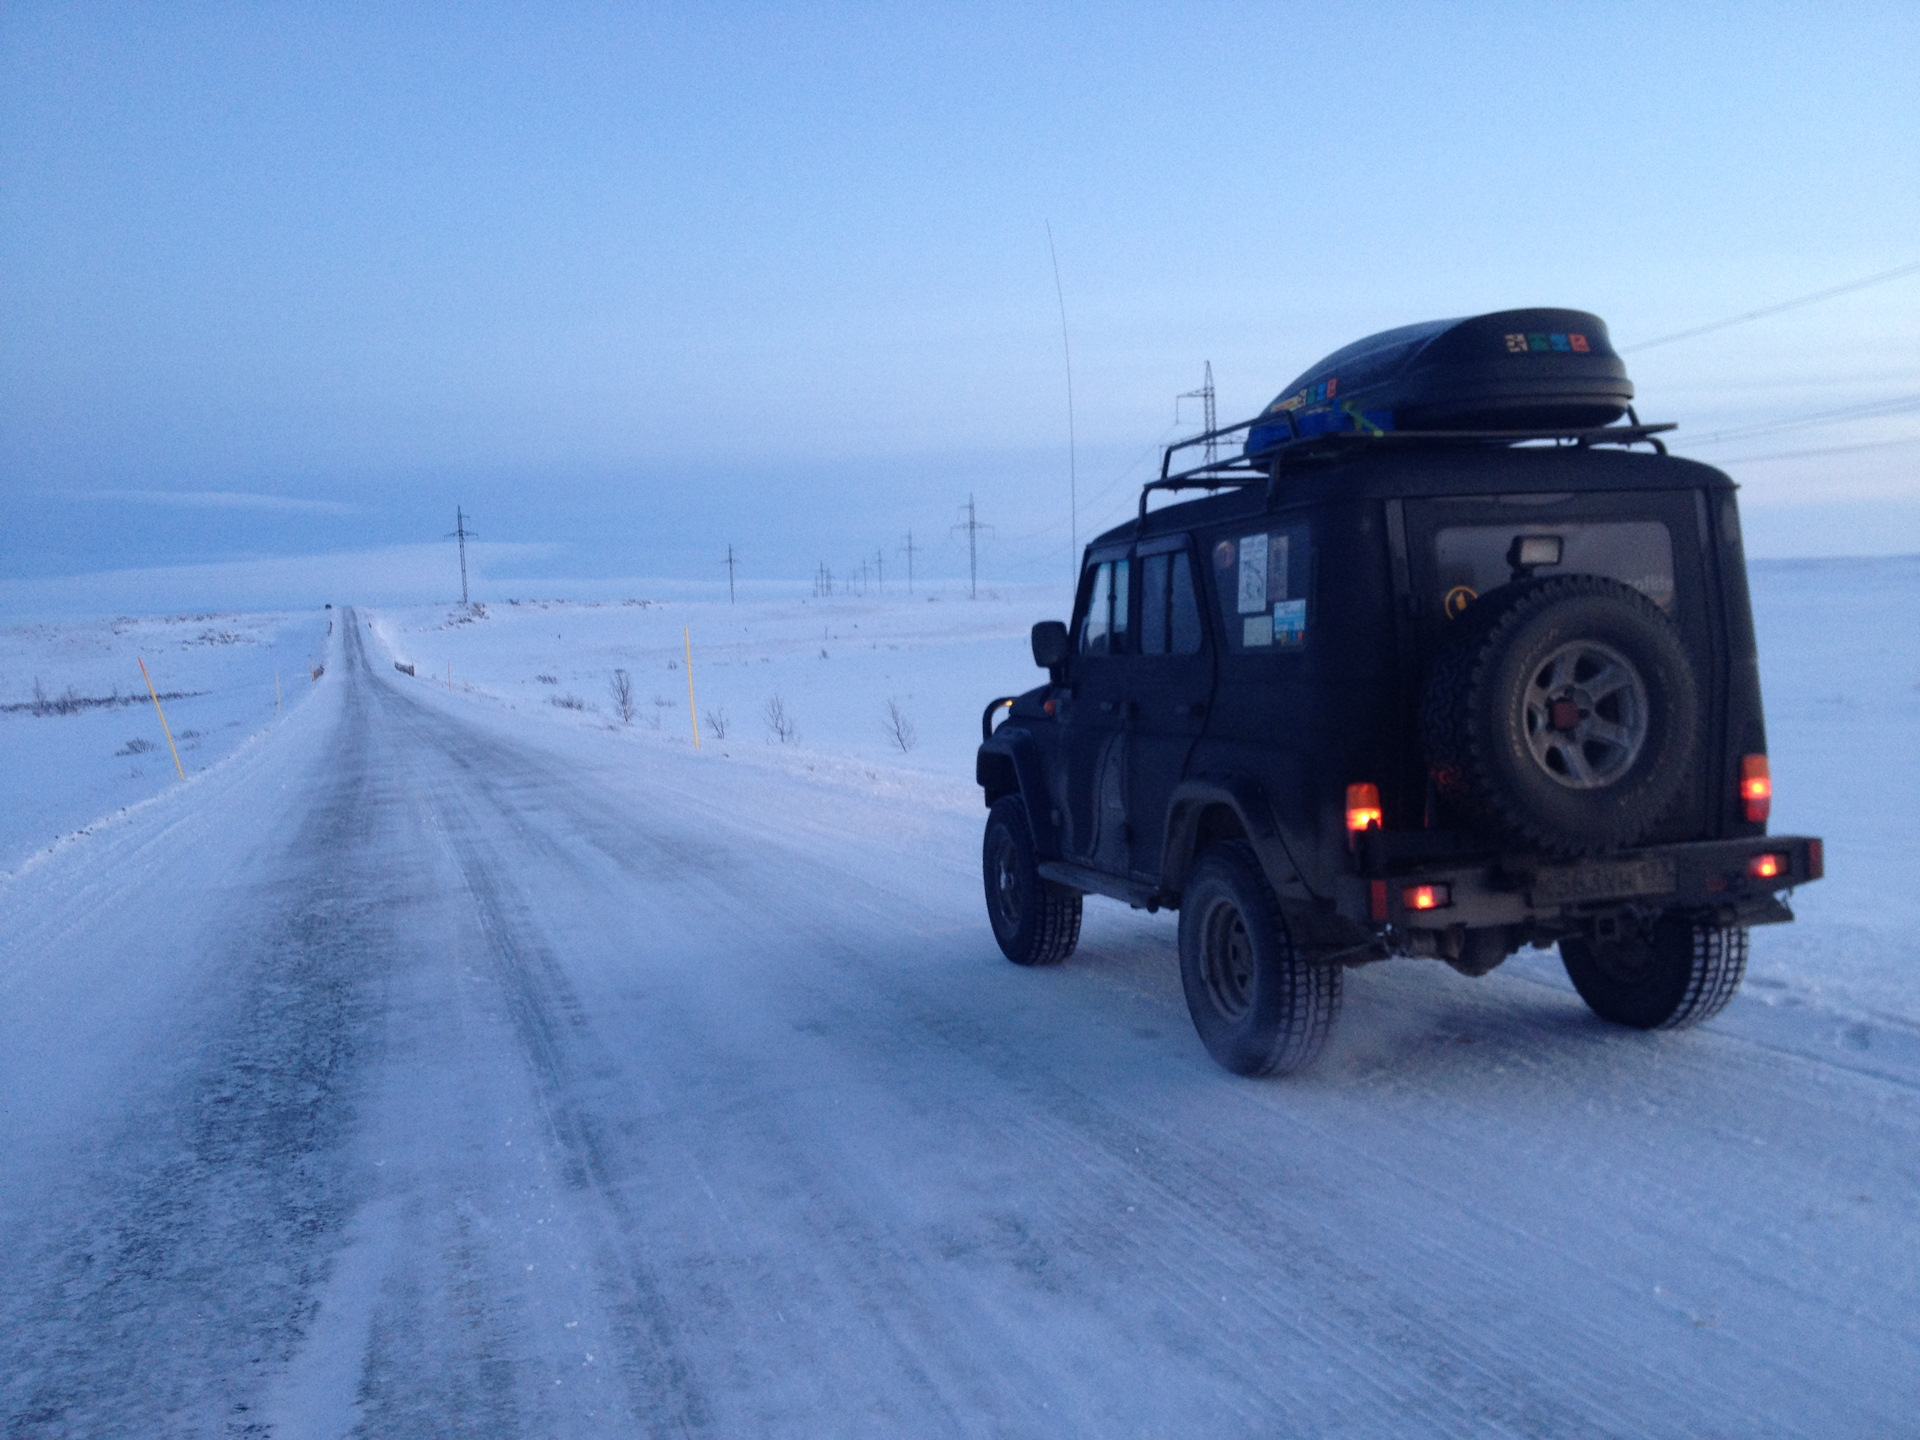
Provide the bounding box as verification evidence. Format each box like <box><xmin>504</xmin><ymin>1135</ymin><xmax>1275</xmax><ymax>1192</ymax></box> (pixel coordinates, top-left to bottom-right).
<box><xmin>1346</xmin><ymin>783</ymin><xmax>1382</xmax><ymax>835</ymax></box>
<box><xmin>1403</xmin><ymin>882</ymin><xmax>1452</xmax><ymax>912</ymax></box>
<box><xmin>1807</xmin><ymin>838</ymin><xmax>1824</xmax><ymax>879</ymax></box>
<box><xmin>1369</xmin><ymin>879</ymin><xmax>1389</xmax><ymax>923</ymax></box>
<box><xmin>1747</xmin><ymin>852</ymin><xmax>1785</xmax><ymax>880</ymax></box>
<box><xmin>1741</xmin><ymin>754</ymin><xmax>1772</xmax><ymax>823</ymax></box>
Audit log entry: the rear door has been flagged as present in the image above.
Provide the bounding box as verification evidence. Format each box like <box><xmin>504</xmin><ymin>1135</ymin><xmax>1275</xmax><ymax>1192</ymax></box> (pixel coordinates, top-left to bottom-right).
<box><xmin>1400</xmin><ymin>487</ymin><xmax>1723</xmax><ymax>842</ymax></box>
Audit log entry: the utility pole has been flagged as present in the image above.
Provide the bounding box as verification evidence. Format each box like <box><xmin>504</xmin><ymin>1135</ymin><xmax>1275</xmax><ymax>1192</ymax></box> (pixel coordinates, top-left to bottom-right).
<box><xmin>1179</xmin><ymin>361</ymin><xmax>1219</xmax><ymax>467</ymax></box>
<box><xmin>954</xmin><ymin>493</ymin><xmax>992</xmax><ymax>600</ymax></box>
<box><xmin>445</xmin><ymin>507</ymin><xmax>477</xmax><ymax>607</ymax></box>
<box><xmin>724</xmin><ymin>544</ymin><xmax>737</xmax><ymax>603</ymax></box>
<box><xmin>874</xmin><ymin>548</ymin><xmax>884</xmax><ymax>595</ymax></box>
<box><xmin>899</xmin><ymin>530</ymin><xmax>920</xmax><ymax>595</ymax></box>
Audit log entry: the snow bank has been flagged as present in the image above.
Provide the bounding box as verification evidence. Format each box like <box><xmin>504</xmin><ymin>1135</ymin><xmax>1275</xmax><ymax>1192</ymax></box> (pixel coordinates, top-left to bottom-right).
<box><xmin>0</xmin><ymin>609</ymin><xmax>330</xmax><ymax>873</ymax></box>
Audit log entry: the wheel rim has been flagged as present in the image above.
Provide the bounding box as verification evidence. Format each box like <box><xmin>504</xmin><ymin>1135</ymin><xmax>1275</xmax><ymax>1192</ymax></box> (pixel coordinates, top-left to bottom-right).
<box><xmin>989</xmin><ymin>827</ymin><xmax>1025</xmax><ymax>931</ymax></box>
<box><xmin>1198</xmin><ymin>897</ymin><xmax>1256</xmax><ymax>1019</ymax></box>
<box><xmin>1522</xmin><ymin>639</ymin><xmax>1649</xmax><ymax>789</ymax></box>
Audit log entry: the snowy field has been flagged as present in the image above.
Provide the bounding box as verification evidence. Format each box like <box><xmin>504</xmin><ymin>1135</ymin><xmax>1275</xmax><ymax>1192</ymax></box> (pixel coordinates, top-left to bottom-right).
<box><xmin>0</xmin><ymin>610</ymin><xmax>330</xmax><ymax>874</ymax></box>
<box><xmin>0</xmin><ymin>557</ymin><xmax>1915</xmax><ymax>1436</ymax></box>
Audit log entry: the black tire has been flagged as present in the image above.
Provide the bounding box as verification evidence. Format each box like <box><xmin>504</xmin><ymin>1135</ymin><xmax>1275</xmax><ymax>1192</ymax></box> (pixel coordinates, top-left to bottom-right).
<box><xmin>1421</xmin><ymin>575</ymin><xmax>1699</xmax><ymax>857</ymax></box>
<box><xmin>1177</xmin><ymin>842</ymin><xmax>1341</xmax><ymax>1076</ymax></box>
<box><xmin>1561</xmin><ymin>915</ymin><xmax>1748</xmax><ymax>1029</ymax></box>
<box><xmin>983</xmin><ymin>796</ymin><xmax>1082</xmax><ymax>967</ymax></box>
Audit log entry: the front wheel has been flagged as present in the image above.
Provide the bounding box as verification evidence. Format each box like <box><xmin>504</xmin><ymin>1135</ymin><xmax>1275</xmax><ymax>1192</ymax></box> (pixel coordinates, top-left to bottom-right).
<box><xmin>1560</xmin><ymin>914</ymin><xmax>1747</xmax><ymax>1029</ymax></box>
<box><xmin>1177</xmin><ymin>842</ymin><xmax>1341</xmax><ymax>1076</ymax></box>
<box><xmin>983</xmin><ymin>796</ymin><xmax>1081</xmax><ymax>967</ymax></box>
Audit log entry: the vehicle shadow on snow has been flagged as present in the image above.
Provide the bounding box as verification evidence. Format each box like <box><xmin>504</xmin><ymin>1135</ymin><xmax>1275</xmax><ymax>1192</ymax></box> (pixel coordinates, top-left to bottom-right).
<box><xmin>1314</xmin><ymin>955</ymin><xmax>1693</xmax><ymax>1088</ymax></box>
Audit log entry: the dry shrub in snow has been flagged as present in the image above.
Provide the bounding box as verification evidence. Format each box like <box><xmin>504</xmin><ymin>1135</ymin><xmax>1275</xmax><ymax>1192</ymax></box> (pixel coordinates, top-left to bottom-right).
<box><xmin>883</xmin><ymin>697</ymin><xmax>917</xmax><ymax>753</ymax></box>
<box><xmin>609</xmin><ymin>669</ymin><xmax>635</xmax><ymax>723</ymax></box>
<box><xmin>764</xmin><ymin>695</ymin><xmax>796</xmax><ymax>744</ymax></box>
<box><xmin>705</xmin><ymin>707</ymin><xmax>730</xmax><ymax>740</ymax></box>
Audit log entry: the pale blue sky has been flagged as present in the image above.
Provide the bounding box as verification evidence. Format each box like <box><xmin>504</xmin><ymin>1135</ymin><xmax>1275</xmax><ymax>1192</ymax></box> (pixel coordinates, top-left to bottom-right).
<box><xmin>4</xmin><ymin>3</ymin><xmax>1917</xmax><ymax>600</ymax></box>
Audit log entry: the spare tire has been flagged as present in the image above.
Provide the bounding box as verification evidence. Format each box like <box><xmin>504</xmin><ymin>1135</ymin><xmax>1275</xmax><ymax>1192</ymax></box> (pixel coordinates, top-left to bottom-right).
<box><xmin>1420</xmin><ymin>575</ymin><xmax>1699</xmax><ymax>856</ymax></box>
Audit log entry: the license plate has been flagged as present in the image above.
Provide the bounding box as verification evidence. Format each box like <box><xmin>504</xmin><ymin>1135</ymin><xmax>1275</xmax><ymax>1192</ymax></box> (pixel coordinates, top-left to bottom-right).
<box><xmin>1531</xmin><ymin>856</ymin><xmax>1676</xmax><ymax>906</ymax></box>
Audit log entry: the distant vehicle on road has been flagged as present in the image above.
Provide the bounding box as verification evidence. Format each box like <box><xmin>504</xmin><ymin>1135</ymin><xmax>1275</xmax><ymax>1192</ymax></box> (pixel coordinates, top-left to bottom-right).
<box><xmin>977</xmin><ymin>308</ymin><xmax>1823</xmax><ymax>1075</ymax></box>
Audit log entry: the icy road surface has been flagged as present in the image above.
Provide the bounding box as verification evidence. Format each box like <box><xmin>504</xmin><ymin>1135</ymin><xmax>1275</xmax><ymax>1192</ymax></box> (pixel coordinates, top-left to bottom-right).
<box><xmin>2</xmin><ymin>601</ymin><xmax>1917</xmax><ymax>1438</ymax></box>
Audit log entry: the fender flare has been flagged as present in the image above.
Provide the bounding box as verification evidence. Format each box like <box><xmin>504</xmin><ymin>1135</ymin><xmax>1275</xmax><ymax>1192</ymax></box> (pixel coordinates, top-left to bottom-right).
<box><xmin>976</xmin><ymin>727</ymin><xmax>1064</xmax><ymax>858</ymax></box>
<box><xmin>1160</xmin><ymin>772</ymin><xmax>1319</xmax><ymax>906</ymax></box>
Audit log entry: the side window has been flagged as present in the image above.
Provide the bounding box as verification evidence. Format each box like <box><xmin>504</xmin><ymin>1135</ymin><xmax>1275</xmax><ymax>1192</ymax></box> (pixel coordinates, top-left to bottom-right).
<box><xmin>1170</xmin><ymin>550</ymin><xmax>1202</xmax><ymax>654</ymax></box>
<box><xmin>1139</xmin><ymin>548</ymin><xmax>1206</xmax><ymax>655</ymax></box>
<box><xmin>1079</xmin><ymin>563</ymin><xmax>1112</xmax><ymax>654</ymax></box>
<box><xmin>1211</xmin><ymin>523</ymin><xmax>1313</xmax><ymax>652</ymax></box>
<box><xmin>1077</xmin><ymin>559</ymin><xmax>1131</xmax><ymax>655</ymax></box>
<box><xmin>1140</xmin><ymin>554</ymin><xmax>1169</xmax><ymax>654</ymax></box>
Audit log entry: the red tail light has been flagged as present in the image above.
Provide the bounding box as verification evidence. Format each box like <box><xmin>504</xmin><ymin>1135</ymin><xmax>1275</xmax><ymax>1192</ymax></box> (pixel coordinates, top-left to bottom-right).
<box><xmin>1807</xmin><ymin>838</ymin><xmax>1824</xmax><ymax>879</ymax></box>
<box><xmin>1740</xmin><ymin>754</ymin><xmax>1772</xmax><ymax>823</ymax></box>
<box><xmin>1346</xmin><ymin>783</ymin><xmax>1382</xmax><ymax>835</ymax></box>
<box><xmin>1747</xmin><ymin>852</ymin><xmax>1785</xmax><ymax>880</ymax></box>
<box><xmin>1403</xmin><ymin>883</ymin><xmax>1452</xmax><ymax>912</ymax></box>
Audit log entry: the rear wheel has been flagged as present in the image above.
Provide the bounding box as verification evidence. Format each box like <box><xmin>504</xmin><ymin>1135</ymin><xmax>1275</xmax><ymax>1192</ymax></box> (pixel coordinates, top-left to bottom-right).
<box><xmin>1560</xmin><ymin>914</ymin><xmax>1747</xmax><ymax>1029</ymax></box>
<box><xmin>983</xmin><ymin>796</ymin><xmax>1081</xmax><ymax>967</ymax></box>
<box><xmin>1177</xmin><ymin>842</ymin><xmax>1341</xmax><ymax>1076</ymax></box>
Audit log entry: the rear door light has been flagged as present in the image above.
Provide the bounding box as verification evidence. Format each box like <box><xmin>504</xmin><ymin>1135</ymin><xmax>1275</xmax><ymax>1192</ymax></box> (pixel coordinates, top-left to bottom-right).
<box><xmin>1740</xmin><ymin>754</ymin><xmax>1772</xmax><ymax>823</ymax></box>
<box><xmin>1346</xmin><ymin>783</ymin><xmax>1382</xmax><ymax>836</ymax></box>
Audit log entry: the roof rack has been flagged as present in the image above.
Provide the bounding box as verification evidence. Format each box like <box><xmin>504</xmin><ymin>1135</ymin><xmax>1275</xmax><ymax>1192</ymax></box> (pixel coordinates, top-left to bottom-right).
<box><xmin>1138</xmin><ymin>410</ymin><xmax>1677</xmax><ymax>522</ymax></box>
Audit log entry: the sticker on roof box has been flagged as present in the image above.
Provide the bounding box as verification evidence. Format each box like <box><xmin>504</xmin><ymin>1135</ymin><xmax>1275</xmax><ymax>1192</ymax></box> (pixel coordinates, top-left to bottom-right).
<box><xmin>1213</xmin><ymin>538</ymin><xmax>1235</xmax><ymax>570</ymax></box>
<box><xmin>1504</xmin><ymin>331</ymin><xmax>1591</xmax><ymax>354</ymax></box>
<box><xmin>1265</xmin><ymin>376</ymin><xmax>1339</xmax><ymax>414</ymax></box>
<box><xmin>1243</xmin><ymin>615</ymin><xmax>1274</xmax><ymax>647</ymax></box>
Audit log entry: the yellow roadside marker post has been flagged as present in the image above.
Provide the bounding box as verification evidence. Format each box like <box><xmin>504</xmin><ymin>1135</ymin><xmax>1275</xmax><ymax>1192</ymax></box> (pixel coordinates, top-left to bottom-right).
<box><xmin>684</xmin><ymin>626</ymin><xmax>699</xmax><ymax>749</ymax></box>
<box><xmin>138</xmin><ymin>657</ymin><xmax>187</xmax><ymax>780</ymax></box>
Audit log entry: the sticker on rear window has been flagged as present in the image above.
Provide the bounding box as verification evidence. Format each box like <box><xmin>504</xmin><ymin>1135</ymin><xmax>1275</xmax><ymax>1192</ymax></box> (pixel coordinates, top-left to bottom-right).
<box><xmin>1273</xmin><ymin>599</ymin><xmax>1306</xmax><ymax>646</ymax></box>
<box><xmin>1237</xmin><ymin>533</ymin><xmax>1268</xmax><ymax>614</ymax></box>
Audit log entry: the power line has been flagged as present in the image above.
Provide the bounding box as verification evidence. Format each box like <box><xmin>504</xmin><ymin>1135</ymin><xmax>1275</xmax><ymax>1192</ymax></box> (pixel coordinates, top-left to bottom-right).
<box><xmin>1711</xmin><ymin>433</ymin><xmax>1920</xmax><ymax>466</ymax></box>
<box><xmin>953</xmin><ymin>493</ymin><xmax>993</xmax><ymax>599</ymax></box>
<box><xmin>1623</xmin><ymin>260</ymin><xmax>1920</xmax><ymax>353</ymax></box>
<box><xmin>444</xmin><ymin>507</ymin><xmax>477</xmax><ymax>608</ymax></box>
<box><xmin>1680</xmin><ymin>393</ymin><xmax>1920</xmax><ymax>448</ymax></box>
<box><xmin>1046</xmin><ymin>220</ymin><xmax>1078</xmax><ymax>579</ymax></box>
<box><xmin>1178</xmin><ymin>362</ymin><xmax>1218</xmax><ymax>467</ymax></box>
<box><xmin>899</xmin><ymin>529</ymin><xmax>921</xmax><ymax>594</ymax></box>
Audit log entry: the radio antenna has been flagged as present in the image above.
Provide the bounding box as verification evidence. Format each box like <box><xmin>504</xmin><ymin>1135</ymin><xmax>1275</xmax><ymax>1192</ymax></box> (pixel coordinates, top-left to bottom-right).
<box><xmin>1046</xmin><ymin>221</ymin><xmax>1077</xmax><ymax>582</ymax></box>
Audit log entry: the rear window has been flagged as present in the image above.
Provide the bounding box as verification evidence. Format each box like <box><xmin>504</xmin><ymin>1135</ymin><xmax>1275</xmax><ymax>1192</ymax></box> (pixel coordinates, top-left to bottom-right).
<box><xmin>1210</xmin><ymin>522</ymin><xmax>1313</xmax><ymax>653</ymax></box>
<box><xmin>1434</xmin><ymin>520</ymin><xmax>1674</xmax><ymax>618</ymax></box>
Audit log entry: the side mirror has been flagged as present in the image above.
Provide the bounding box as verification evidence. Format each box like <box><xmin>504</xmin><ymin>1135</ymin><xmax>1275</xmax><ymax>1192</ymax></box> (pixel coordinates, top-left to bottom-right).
<box><xmin>1031</xmin><ymin>620</ymin><xmax>1070</xmax><ymax>670</ymax></box>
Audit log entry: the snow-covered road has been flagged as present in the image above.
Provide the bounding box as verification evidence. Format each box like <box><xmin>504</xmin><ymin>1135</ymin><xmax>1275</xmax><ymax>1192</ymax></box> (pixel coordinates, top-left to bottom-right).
<box><xmin>3</xmin><ymin>606</ymin><xmax>1916</xmax><ymax>1438</ymax></box>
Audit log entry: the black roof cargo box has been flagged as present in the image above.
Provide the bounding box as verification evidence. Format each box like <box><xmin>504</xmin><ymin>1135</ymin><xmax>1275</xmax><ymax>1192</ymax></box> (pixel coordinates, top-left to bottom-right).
<box><xmin>1245</xmin><ymin>308</ymin><xmax>1633</xmax><ymax>458</ymax></box>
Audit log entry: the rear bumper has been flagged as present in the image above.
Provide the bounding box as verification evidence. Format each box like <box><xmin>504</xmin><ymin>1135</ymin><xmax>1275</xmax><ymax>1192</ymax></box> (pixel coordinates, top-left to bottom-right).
<box><xmin>1336</xmin><ymin>833</ymin><xmax>1823</xmax><ymax>931</ymax></box>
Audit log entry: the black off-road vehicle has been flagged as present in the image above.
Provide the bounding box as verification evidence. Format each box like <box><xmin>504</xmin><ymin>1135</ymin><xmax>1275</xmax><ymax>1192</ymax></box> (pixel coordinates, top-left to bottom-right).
<box><xmin>977</xmin><ymin>308</ymin><xmax>1823</xmax><ymax>1076</ymax></box>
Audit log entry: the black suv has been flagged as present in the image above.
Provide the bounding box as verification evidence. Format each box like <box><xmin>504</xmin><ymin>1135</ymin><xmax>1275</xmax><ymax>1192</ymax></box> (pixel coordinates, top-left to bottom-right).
<box><xmin>976</xmin><ymin>308</ymin><xmax>1822</xmax><ymax>1076</ymax></box>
